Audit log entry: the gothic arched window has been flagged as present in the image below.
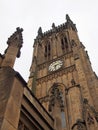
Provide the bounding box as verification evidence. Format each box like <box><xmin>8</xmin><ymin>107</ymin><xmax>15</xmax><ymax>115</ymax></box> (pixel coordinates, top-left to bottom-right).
<box><xmin>44</xmin><ymin>41</ymin><xmax>51</xmax><ymax>57</ymax></box>
<box><xmin>44</xmin><ymin>45</ymin><xmax>47</xmax><ymax>57</ymax></box>
<box><xmin>48</xmin><ymin>83</ymin><xmax>66</xmax><ymax>129</ymax></box>
<box><xmin>61</xmin><ymin>38</ymin><xmax>64</xmax><ymax>49</ymax></box>
<box><xmin>48</xmin><ymin>44</ymin><xmax>51</xmax><ymax>56</ymax></box>
<box><xmin>61</xmin><ymin>36</ymin><xmax>68</xmax><ymax>51</ymax></box>
<box><xmin>64</xmin><ymin>37</ymin><xmax>67</xmax><ymax>44</ymax></box>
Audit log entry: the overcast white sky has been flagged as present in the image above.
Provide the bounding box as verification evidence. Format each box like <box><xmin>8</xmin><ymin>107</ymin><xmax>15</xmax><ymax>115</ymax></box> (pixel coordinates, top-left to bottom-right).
<box><xmin>0</xmin><ymin>0</ymin><xmax>98</xmax><ymax>81</ymax></box>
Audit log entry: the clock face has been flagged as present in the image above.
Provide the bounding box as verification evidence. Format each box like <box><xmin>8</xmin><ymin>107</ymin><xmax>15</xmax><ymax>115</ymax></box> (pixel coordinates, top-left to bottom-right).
<box><xmin>49</xmin><ymin>60</ymin><xmax>63</xmax><ymax>72</ymax></box>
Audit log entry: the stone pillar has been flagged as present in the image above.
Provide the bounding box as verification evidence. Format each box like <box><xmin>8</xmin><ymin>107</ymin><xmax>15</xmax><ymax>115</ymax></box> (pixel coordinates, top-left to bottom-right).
<box><xmin>66</xmin><ymin>80</ymin><xmax>83</xmax><ymax>129</ymax></box>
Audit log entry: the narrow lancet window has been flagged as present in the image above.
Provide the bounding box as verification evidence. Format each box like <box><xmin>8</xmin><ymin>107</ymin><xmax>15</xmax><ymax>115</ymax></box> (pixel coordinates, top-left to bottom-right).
<box><xmin>48</xmin><ymin>44</ymin><xmax>51</xmax><ymax>56</ymax></box>
<box><xmin>44</xmin><ymin>41</ymin><xmax>51</xmax><ymax>58</ymax></box>
<box><xmin>44</xmin><ymin>45</ymin><xmax>47</xmax><ymax>57</ymax></box>
<box><xmin>64</xmin><ymin>37</ymin><xmax>67</xmax><ymax>44</ymax></box>
<box><xmin>61</xmin><ymin>36</ymin><xmax>68</xmax><ymax>50</ymax></box>
<box><xmin>61</xmin><ymin>39</ymin><xmax>64</xmax><ymax>49</ymax></box>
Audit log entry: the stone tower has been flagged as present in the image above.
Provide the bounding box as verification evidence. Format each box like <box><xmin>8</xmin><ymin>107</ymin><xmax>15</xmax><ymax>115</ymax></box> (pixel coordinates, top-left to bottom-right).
<box><xmin>28</xmin><ymin>15</ymin><xmax>98</xmax><ymax>130</ymax></box>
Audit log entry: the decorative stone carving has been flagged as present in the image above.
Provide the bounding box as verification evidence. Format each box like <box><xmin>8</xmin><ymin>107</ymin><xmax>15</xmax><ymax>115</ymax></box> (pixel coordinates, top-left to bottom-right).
<box><xmin>71</xmin><ymin>40</ymin><xmax>77</xmax><ymax>47</ymax></box>
<box><xmin>37</xmin><ymin>65</ymin><xmax>76</xmax><ymax>84</ymax></box>
<box><xmin>66</xmin><ymin>14</ymin><xmax>77</xmax><ymax>32</ymax></box>
<box><xmin>38</xmin><ymin>27</ymin><xmax>43</xmax><ymax>36</ymax></box>
<box><xmin>7</xmin><ymin>27</ymin><xmax>23</xmax><ymax>47</ymax></box>
<box><xmin>66</xmin><ymin>14</ymin><xmax>71</xmax><ymax>22</ymax></box>
<box><xmin>35</xmin><ymin>14</ymin><xmax>77</xmax><ymax>40</ymax></box>
<box><xmin>52</xmin><ymin>23</ymin><xmax>56</xmax><ymax>29</ymax></box>
<box><xmin>48</xmin><ymin>83</ymin><xmax>64</xmax><ymax>112</ymax></box>
<box><xmin>82</xmin><ymin>98</ymin><xmax>98</xmax><ymax>129</ymax></box>
<box><xmin>6</xmin><ymin>27</ymin><xmax>23</xmax><ymax>58</ymax></box>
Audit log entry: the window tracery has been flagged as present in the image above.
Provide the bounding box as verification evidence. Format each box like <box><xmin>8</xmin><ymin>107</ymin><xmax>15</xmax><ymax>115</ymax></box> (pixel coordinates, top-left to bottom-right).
<box><xmin>48</xmin><ymin>83</ymin><xmax>64</xmax><ymax>112</ymax></box>
<box><xmin>48</xmin><ymin>83</ymin><xmax>66</xmax><ymax>128</ymax></box>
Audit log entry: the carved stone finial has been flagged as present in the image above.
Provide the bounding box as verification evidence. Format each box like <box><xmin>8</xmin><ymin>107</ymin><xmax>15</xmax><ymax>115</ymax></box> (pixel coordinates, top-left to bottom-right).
<box><xmin>38</xmin><ymin>27</ymin><xmax>43</xmax><ymax>36</ymax></box>
<box><xmin>16</xmin><ymin>27</ymin><xmax>23</xmax><ymax>32</ymax></box>
<box><xmin>66</xmin><ymin>14</ymin><xmax>77</xmax><ymax>32</ymax></box>
<box><xmin>52</xmin><ymin>23</ymin><xmax>56</xmax><ymax>29</ymax></box>
<box><xmin>7</xmin><ymin>27</ymin><xmax>23</xmax><ymax>47</ymax></box>
<box><xmin>66</xmin><ymin>14</ymin><xmax>71</xmax><ymax>22</ymax></box>
<box><xmin>2</xmin><ymin>28</ymin><xmax>23</xmax><ymax>67</ymax></box>
<box><xmin>6</xmin><ymin>27</ymin><xmax>23</xmax><ymax>58</ymax></box>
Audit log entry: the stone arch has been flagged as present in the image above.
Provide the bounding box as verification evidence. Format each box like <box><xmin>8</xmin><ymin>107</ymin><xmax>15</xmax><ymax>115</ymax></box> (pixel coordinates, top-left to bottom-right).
<box><xmin>48</xmin><ymin>82</ymin><xmax>68</xmax><ymax>129</ymax></box>
<box><xmin>48</xmin><ymin>82</ymin><xmax>67</xmax><ymax>94</ymax></box>
<box><xmin>72</xmin><ymin>120</ymin><xmax>87</xmax><ymax>130</ymax></box>
<box><xmin>48</xmin><ymin>82</ymin><xmax>67</xmax><ymax>107</ymax></box>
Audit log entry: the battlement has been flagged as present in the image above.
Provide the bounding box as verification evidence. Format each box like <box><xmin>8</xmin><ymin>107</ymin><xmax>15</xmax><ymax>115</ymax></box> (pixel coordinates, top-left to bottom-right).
<box><xmin>43</xmin><ymin>22</ymin><xmax>67</xmax><ymax>36</ymax></box>
<box><xmin>36</xmin><ymin>14</ymin><xmax>77</xmax><ymax>40</ymax></box>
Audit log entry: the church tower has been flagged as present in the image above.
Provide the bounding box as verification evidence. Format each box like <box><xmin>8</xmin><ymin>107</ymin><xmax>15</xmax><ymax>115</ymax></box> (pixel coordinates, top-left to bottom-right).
<box><xmin>28</xmin><ymin>15</ymin><xmax>98</xmax><ymax>130</ymax></box>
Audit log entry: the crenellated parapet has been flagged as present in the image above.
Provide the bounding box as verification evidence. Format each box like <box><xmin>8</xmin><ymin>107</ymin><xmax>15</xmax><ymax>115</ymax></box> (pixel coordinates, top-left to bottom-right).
<box><xmin>36</xmin><ymin>14</ymin><xmax>77</xmax><ymax>41</ymax></box>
